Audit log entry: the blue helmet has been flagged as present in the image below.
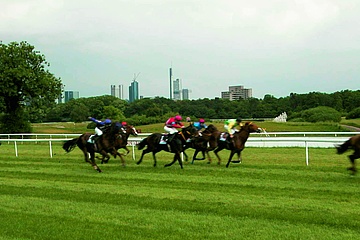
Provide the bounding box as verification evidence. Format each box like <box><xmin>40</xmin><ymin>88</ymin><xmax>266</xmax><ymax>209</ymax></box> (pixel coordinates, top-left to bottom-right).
<box><xmin>104</xmin><ymin>119</ymin><xmax>111</xmax><ymax>124</ymax></box>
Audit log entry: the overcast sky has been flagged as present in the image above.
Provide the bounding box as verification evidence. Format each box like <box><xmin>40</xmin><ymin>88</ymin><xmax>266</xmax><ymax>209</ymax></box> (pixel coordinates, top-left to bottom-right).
<box><xmin>1</xmin><ymin>0</ymin><xmax>359</xmax><ymax>99</ymax></box>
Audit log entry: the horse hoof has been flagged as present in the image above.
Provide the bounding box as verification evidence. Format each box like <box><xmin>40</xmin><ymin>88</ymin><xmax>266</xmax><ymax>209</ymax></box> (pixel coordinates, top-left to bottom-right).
<box><xmin>231</xmin><ymin>160</ymin><xmax>241</xmax><ymax>163</ymax></box>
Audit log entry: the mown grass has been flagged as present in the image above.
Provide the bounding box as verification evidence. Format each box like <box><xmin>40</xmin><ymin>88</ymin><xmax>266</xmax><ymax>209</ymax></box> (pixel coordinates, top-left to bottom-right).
<box><xmin>31</xmin><ymin>119</ymin><xmax>358</xmax><ymax>135</ymax></box>
<box><xmin>0</xmin><ymin>143</ymin><xmax>359</xmax><ymax>239</ymax></box>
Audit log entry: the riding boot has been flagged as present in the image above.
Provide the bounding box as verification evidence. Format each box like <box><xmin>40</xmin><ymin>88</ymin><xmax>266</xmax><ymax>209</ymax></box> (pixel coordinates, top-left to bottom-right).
<box><xmin>167</xmin><ymin>134</ymin><xmax>175</xmax><ymax>143</ymax></box>
<box><xmin>92</xmin><ymin>135</ymin><xmax>101</xmax><ymax>150</ymax></box>
<box><xmin>167</xmin><ymin>134</ymin><xmax>175</xmax><ymax>152</ymax></box>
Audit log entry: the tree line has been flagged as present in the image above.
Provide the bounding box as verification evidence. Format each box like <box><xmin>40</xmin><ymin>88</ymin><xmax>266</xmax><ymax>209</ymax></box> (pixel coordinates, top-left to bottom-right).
<box><xmin>42</xmin><ymin>90</ymin><xmax>360</xmax><ymax>126</ymax></box>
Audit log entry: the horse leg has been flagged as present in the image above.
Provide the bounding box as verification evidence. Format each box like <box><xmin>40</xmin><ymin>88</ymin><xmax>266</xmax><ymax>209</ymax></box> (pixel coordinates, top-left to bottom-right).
<box><xmin>123</xmin><ymin>146</ymin><xmax>130</xmax><ymax>156</ymax></box>
<box><xmin>117</xmin><ymin>152</ymin><xmax>126</xmax><ymax>167</ymax></box>
<box><xmin>226</xmin><ymin>150</ymin><xmax>237</xmax><ymax>168</ymax></box>
<box><xmin>152</xmin><ymin>152</ymin><xmax>158</xmax><ymax>167</ymax></box>
<box><xmin>348</xmin><ymin>153</ymin><xmax>359</xmax><ymax>175</ymax></box>
<box><xmin>231</xmin><ymin>151</ymin><xmax>242</xmax><ymax>164</ymax></box>
<box><xmin>136</xmin><ymin>148</ymin><xmax>151</xmax><ymax>165</ymax></box>
<box><xmin>89</xmin><ymin>152</ymin><xmax>102</xmax><ymax>172</ymax></box>
<box><xmin>165</xmin><ymin>152</ymin><xmax>182</xmax><ymax>169</ymax></box>
<box><xmin>183</xmin><ymin>151</ymin><xmax>189</xmax><ymax>162</ymax></box>
<box><xmin>214</xmin><ymin>147</ymin><xmax>224</xmax><ymax>165</ymax></box>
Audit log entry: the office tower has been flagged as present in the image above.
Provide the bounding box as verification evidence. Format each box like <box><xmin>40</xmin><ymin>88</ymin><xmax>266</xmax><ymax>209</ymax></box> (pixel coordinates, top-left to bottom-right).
<box><xmin>173</xmin><ymin>78</ymin><xmax>181</xmax><ymax>100</ymax></box>
<box><xmin>111</xmin><ymin>84</ymin><xmax>124</xmax><ymax>99</ymax></box>
<box><xmin>64</xmin><ymin>91</ymin><xmax>80</xmax><ymax>103</ymax></box>
<box><xmin>129</xmin><ymin>80</ymin><xmax>139</xmax><ymax>103</ymax></box>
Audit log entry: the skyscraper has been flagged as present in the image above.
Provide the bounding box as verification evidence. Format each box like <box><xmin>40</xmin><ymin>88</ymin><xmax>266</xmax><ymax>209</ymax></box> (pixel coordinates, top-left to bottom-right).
<box><xmin>64</xmin><ymin>91</ymin><xmax>80</xmax><ymax>103</ymax></box>
<box><xmin>173</xmin><ymin>78</ymin><xmax>181</xmax><ymax>100</ymax></box>
<box><xmin>111</xmin><ymin>84</ymin><xmax>124</xmax><ymax>99</ymax></box>
<box><xmin>129</xmin><ymin>80</ymin><xmax>139</xmax><ymax>102</ymax></box>
<box><xmin>182</xmin><ymin>89</ymin><xmax>190</xmax><ymax>100</ymax></box>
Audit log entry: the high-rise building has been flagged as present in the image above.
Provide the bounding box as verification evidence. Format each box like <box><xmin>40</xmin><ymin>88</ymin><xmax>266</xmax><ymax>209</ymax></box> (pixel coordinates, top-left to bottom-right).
<box><xmin>182</xmin><ymin>89</ymin><xmax>189</xmax><ymax>100</ymax></box>
<box><xmin>221</xmin><ymin>85</ymin><xmax>252</xmax><ymax>100</ymax></box>
<box><xmin>64</xmin><ymin>91</ymin><xmax>80</xmax><ymax>103</ymax></box>
<box><xmin>129</xmin><ymin>80</ymin><xmax>139</xmax><ymax>102</ymax></box>
<box><xmin>173</xmin><ymin>78</ymin><xmax>181</xmax><ymax>100</ymax></box>
<box><xmin>111</xmin><ymin>84</ymin><xmax>124</xmax><ymax>99</ymax></box>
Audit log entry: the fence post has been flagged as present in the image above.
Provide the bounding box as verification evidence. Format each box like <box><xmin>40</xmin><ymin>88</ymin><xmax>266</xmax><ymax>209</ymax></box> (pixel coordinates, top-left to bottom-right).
<box><xmin>14</xmin><ymin>141</ymin><xmax>18</xmax><ymax>157</ymax></box>
<box><xmin>49</xmin><ymin>141</ymin><xmax>53</xmax><ymax>158</ymax></box>
<box><xmin>305</xmin><ymin>141</ymin><xmax>309</xmax><ymax>166</ymax></box>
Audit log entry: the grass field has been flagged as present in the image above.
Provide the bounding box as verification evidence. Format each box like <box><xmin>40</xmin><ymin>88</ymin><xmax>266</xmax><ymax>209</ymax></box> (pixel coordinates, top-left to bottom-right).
<box><xmin>1</xmin><ymin>142</ymin><xmax>359</xmax><ymax>239</ymax></box>
<box><xmin>30</xmin><ymin>119</ymin><xmax>360</xmax><ymax>134</ymax></box>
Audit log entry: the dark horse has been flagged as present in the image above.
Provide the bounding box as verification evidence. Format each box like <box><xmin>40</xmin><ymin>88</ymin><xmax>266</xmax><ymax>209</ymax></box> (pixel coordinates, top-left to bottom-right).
<box><xmin>182</xmin><ymin>124</ymin><xmax>219</xmax><ymax>163</ymax></box>
<box><xmin>205</xmin><ymin>122</ymin><xmax>262</xmax><ymax>168</ymax></box>
<box><xmin>136</xmin><ymin>124</ymin><xmax>198</xmax><ymax>169</ymax></box>
<box><xmin>99</xmin><ymin>125</ymin><xmax>138</xmax><ymax>166</ymax></box>
<box><xmin>335</xmin><ymin>134</ymin><xmax>360</xmax><ymax>175</ymax></box>
<box><xmin>62</xmin><ymin>122</ymin><xmax>122</xmax><ymax>172</ymax></box>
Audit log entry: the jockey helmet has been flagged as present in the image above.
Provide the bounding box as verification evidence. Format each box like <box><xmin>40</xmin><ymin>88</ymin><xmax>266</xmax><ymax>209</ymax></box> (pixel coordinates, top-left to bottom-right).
<box><xmin>199</xmin><ymin>118</ymin><xmax>205</xmax><ymax>123</ymax></box>
<box><xmin>175</xmin><ymin>115</ymin><xmax>182</xmax><ymax>121</ymax></box>
<box><xmin>104</xmin><ymin>119</ymin><xmax>111</xmax><ymax>124</ymax></box>
<box><xmin>122</xmin><ymin>121</ymin><xmax>127</xmax><ymax>126</ymax></box>
<box><xmin>236</xmin><ymin>117</ymin><xmax>242</xmax><ymax>122</ymax></box>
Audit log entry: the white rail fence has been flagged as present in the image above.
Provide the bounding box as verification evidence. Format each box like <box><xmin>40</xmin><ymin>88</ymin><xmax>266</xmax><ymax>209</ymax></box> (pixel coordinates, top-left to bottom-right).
<box><xmin>1</xmin><ymin>132</ymin><xmax>359</xmax><ymax>166</ymax></box>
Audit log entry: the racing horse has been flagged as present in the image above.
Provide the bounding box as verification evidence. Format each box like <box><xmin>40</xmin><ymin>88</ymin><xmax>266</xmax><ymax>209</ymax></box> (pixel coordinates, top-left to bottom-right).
<box><xmin>136</xmin><ymin>124</ymin><xmax>198</xmax><ymax>169</ymax></box>
<box><xmin>182</xmin><ymin>124</ymin><xmax>219</xmax><ymax>163</ymax></box>
<box><xmin>99</xmin><ymin>125</ymin><xmax>138</xmax><ymax>166</ymax></box>
<box><xmin>335</xmin><ymin>134</ymin><xmax>360</xmax><ymax>175</ymax></box>
<box><xmin>62</xmin><ymin>122</ymin><xmax>122</xmax><ymax>172</ymax></box>
<box><xmin>206</xmin><ymin>122</ymin><xmax>262</xmax><ymax>167</ymax></box>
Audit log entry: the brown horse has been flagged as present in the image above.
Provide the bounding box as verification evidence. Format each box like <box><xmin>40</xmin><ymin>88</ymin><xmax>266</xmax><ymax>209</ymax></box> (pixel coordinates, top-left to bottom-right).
<box><xmin>206</xmin><ymin>122</ymin><xmax>262</xmax><ymax>167</ymax></box>
<box><xmin>100</xmin><ymin>125</ymin><xmax>138</xmax><ymax>166</ymax></box>
<box><xmin>62</xmin><ymin>122</ymin><xmax>122</xmax><ymax>172</ymax></box>
<box><xmin>335</xmin><ymin>134</ymin><xmax>360</xmax><ymax>175</ymax></box>
<box><xmin>136</xmin><ymin>124</ymin><xmax>198</xmax><ymax>169</ymax></box>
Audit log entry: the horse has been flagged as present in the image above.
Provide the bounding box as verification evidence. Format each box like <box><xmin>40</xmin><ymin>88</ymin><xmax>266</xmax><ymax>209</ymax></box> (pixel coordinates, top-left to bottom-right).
<box><xmin>62</xmin><ymin>122</ymin><xmax>122</xmax><ymax>172</ymax></box>
<box><xmin>136</xmin><ymin>124</ymin><xmax>198</xmax><ymax>169</ymax></box>
<box><xmin>206</xmin><ymin>122</ymin><xmax>262</xmax><ymax>168</ymax></box>
<box><xmin>182</xmin><ymin>124</ymin><xmax>219</xmax><ymax>163</ymax></box>
<box><xmin>335</xmin><ymin>134</ymin><xmax>360</xmax><ymax>175</ymax></box>
<box><xmin>99</xmin><ymin>125</ymin><xmax>138</xmax><ymax>166</ymax></box>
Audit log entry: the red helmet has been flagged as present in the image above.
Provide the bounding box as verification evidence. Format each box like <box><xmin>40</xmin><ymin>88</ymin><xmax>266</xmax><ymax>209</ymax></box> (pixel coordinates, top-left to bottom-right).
<box><xmin>199</xmin><ymin>118</ymin><xmax>205</xmax><ymax>123</ymax></box>
<box><xmin>122</xmin><ymin>121</ymin><xmax>127</xmax><ymax>126</ymax></box>
<box><xmin>175</xmin><ymin>115</ymin><xmax>182</xmax><ymax>121</ymax></box>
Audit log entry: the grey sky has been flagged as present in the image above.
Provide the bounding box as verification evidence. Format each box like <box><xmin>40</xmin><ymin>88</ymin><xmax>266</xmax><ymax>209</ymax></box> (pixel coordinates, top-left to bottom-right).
<box><xmin>1</xmin><ymin>0</ymin><xmax>359</xmax><ymax>99</ymax></box>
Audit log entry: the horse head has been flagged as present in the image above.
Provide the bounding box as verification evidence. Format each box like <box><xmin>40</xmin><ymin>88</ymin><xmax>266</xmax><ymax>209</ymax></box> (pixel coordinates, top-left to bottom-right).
<box><xmin>204</xmin><ymin>124</ymin><xmax>218</xmax><ymax>133</ymax></box>
<box><xmin>241</xmin><ymin>122</ymin><xmax>262</xmax><ymax>133</ymax></box>
<box><xmin>127</xmin><ymin>125</ymin><xmax>138</xmax><ymax>136</ymax></box>
<box><xmin>181</xmin><ymin>123</ymin><xmax>199</xmax><ymax>139</ymax></box>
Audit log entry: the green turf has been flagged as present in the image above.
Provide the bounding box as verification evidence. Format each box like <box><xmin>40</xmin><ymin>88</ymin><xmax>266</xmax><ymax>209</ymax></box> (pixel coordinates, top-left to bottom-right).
<box><xmin>0</xmin><ymin>143</ymin><xmax>359</xmax><ymax>239</ymax></box>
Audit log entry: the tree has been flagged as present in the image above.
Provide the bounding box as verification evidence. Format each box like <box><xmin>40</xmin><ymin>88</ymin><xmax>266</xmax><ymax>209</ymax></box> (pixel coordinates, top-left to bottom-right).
<box><xmin>0</xmin><ymin>41</ymin><xmax>62</xmax><ymax>133</ymax></box>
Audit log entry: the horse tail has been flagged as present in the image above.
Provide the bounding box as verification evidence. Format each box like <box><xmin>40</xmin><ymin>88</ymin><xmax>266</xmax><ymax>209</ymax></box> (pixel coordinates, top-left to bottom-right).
<box><xmin>62</xmin><ymin>138</ymin><xmax>79</xmax><ymax>153</ymax></box>
<box><xmin>137</xmin><ymin>138</ymin><xmax>148</xmax><ymax>150</ymax></box>
<box><xmin>336</xmin><ymin>138</ymin><xmax>352</xmax><ymax>154</ymax></box>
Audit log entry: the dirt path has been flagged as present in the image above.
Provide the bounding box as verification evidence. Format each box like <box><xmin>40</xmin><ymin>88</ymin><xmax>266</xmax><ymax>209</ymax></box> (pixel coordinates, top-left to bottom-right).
<box><xmin>341</xmin><ymin>125</ymin><xmax>360</xmax><ymax>132</ymax></box>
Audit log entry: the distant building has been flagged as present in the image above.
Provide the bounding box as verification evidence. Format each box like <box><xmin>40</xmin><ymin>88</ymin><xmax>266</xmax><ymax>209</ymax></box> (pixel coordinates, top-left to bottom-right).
<box><xmin>173</xmin><ymin>78</ymin><xmax>181</xmax><ymax>100</ymax></box>
<box><xmin>129</xmin><ymin>80</ymin><xmax>139</xmax><ymax>103</ymax></box>
<box><xmin>111</xmin><ymin>84</ymin><xmax>124</xmax><ymax>99</ymax></box>
<box><xmin>182</xmin><ymin>89</ymin><xmax>190</xmax><ymax>100</ymax></box>
<box><xmin>64</xmin><ymin>91</ymin><xmax>80</xmax><ymax>103</ymax></box>
<box><xmin>221</xmin><ymin>85</ymin><xmax>252</xmax><ymax>100</ymax></box>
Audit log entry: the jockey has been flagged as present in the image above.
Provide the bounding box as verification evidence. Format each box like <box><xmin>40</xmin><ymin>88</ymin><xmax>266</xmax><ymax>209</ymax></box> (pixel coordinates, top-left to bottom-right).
<box><xmin>193</xmin><ymin>118</ymin><xmax>207</xmax><ymax>136</ymax></box>
<box><xmin>88</xmin><ymin>117</ymin><xmax>112</xmax><ymax>143</ymax></box>
<box><xmin>224</xmin><ymin>117</ymin><xmax>243</xmax><ymax>138</ymax></box>
<box><xmin>164</xmin><ymin>115</ymin><xmax>184</xmax><ymax>142</ymax></box>
<box><xmin>121</xmin><ymin>121</ymin><xmax>127</xmax><ymax>133</ymax></box>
